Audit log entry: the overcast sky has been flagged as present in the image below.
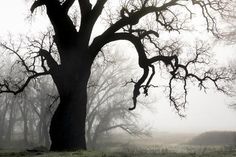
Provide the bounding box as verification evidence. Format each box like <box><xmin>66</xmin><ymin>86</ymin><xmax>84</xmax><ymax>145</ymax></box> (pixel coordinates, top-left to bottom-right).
<box><xmin>0</xmin><ymin>0</ymin><xmax>236</xmax><ymax>134</ymax></box>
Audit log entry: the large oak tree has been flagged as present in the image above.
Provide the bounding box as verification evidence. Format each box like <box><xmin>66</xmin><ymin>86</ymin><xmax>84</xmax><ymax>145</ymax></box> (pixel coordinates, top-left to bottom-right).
<box><xmin>0</xmin><ymin>0</ymin><xmax>235</xmax><ymax>151</ymax></box>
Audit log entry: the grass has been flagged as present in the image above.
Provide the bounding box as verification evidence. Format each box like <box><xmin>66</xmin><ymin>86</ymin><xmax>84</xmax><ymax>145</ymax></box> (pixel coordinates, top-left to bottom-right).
<box><xmin>1</xmin><ymin>142</ymin><xmax>236</xmax><ymax>157</ymax></box>
<box><xmin>0</xmin><ymin>147</ymin><xmax>236</xmax><ymax>157</ymax></box>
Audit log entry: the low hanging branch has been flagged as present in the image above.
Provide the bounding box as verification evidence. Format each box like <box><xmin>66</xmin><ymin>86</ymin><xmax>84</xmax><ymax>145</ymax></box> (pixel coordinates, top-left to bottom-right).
<box><xmin>91</xmin><ymin>28</ymin><xmax>233</xmax><ymax>113</ymax></box>
<box><xmin>128</xmin><ymin>40</ymin><xmax>233</xmax><ymax>114</ymax></box>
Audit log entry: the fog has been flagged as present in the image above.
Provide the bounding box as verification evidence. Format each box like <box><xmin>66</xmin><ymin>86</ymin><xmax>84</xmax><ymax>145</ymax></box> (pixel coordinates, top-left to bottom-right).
<box><xmin>114</xmin><ymin>41</ymin><xmax>236</xmax><ymax>134</ymax></box>
<box><xmin>0</xmin><ymin>0</ymin><xmax>235</xmax><ymax>151</ymax></box>
<box><xmin>141</xmin><ymin>88</ymin><xmax>236</xmax><ymax>133</ymax></box>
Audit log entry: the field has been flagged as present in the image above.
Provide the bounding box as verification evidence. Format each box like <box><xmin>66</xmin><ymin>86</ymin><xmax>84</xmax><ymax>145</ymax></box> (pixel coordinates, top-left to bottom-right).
<box><xmin>0</xmin><ymin>145</ymin><xmax>236</xmax><ymax>157</ymax></box>
<box><xmin>1</xmin><ymin>132</ymin><xmax>236</xmax><ymax>157</ymax></box>
<box><xmin>0</xmin><ymin>149</ymin><xmax>235</xmax><ymax>157</ymax></box>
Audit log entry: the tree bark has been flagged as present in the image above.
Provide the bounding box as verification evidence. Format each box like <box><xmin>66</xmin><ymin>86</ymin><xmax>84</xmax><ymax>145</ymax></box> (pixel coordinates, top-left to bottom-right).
<box><xmin>49</xmin><ymin>53</ymin><xmax>92</xmax><ymax>151</ymax></box>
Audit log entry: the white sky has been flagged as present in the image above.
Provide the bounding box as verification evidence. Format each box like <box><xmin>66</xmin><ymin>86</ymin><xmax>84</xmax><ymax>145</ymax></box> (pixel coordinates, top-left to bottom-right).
<box><xmin>141</xmin><ymin>88</ymin><xmax>236</xmax><ymax>133</ymax></box>
<box><xmin>0</xmin><ymin>0</ymin><xmax>236</xmax><ymax>134</ymax></box>
<box><xmin>116</xmin><ymin>41</ymin><xmax>236</xmax><ymax>134</ymax></box>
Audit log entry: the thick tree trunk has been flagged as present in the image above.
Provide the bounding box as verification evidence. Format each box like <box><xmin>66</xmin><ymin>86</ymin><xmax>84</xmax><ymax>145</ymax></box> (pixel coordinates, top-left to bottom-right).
<box><xmin>49</xmin><ymin>55</ymin><xmax>92</xmax><ymax>151</ymax></box>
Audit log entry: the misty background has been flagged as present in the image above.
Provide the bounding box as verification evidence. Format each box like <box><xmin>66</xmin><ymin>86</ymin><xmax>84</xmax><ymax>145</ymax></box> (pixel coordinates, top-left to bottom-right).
<box><xmin>0</xmin><ymin>0</ymin><xmax>235</xmax><ymax>151</ymax></box>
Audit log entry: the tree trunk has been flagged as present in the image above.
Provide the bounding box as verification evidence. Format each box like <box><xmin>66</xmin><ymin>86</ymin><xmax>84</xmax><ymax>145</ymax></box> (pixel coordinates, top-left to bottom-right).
<box><xmin>39</xmin><ymin>109</ymin><xmax>50</xmax><ymax>148</ymax></box>
<box><xmin>5</xmin><ymin>102</ymin><xmax>15</xmax><ymax>144</ymax></box>
<box><xmin>38</xmin><ymin>119</ymin><xmax>43</xmax><ymax>144</ymax></box>
<box><xmin>49</xmin><ymin>55</ymin><xmax>92</xmax><ymax>151</ymax></box>
<box><xmin>23</xmin><ymin>116</ymin><xmax>28</xmax><ymax>145</ymax></box>
<box><xmin>43</xmin><ymin>120</ymin><xmax>50</xmax><ymax>148</ymax></box>
<box><xmin>0</xmin><ymin>103</ymin><xmax>8</xmax><ymax>144</ymax></box>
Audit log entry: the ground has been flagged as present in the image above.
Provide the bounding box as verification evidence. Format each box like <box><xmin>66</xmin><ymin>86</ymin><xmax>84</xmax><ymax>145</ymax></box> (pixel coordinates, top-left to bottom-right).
<box><xmin>0</xmin><ymin>145</ymin><xmax>236</xmax><ymax>157</ymax></box>
<box><xmin>1</xmin><ymin>132</ymin><xmax>236</xmax><ymax>156</ymax></box>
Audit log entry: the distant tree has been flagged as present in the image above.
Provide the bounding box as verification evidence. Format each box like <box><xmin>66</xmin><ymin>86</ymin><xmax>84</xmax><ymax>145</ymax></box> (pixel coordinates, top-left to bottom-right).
<box><xmin>189</xmin><ymin>131</ymin><xmax>236</xmax><ymax>146</ymax></box>
<box><xmin>221</xmin><ymin>5</ymin><xmax>236</xmax><ymax>43</ymax></box>
<box><xmin>0</xmin><ymin>54</ymin><xmax>56</xmax><ymax>148</ymax></box>
<box><xmin>18</xmin><ymin>95</ymin><xmax>30</xmax><ymax>145</ymax></box>
<box><xmin>29</xmin><ymin>76</ymin><xmax>56</xmax><ymax>148</ymax></box>
<box><xmin>4</xmin><ymin>95</ymin><xmax>17</xmax><ymax>144</ymax></box>
<box><xmin>0</xmin><ymin>82</ymin><xmax>52</xmax><ymax>147</ymax></box>
<box><xmin>0</xmin><ymin>95</ymin><xmax>9</xmax><ymax>144</ymax></box>
<box><xmin>0</xmin><ymin>0</ymin><xmax>235</xmax><ymax>151</ymax></box>
<box><xmin>86</xmin><ymin>54</ymin><xmax>149</xmax><ymax>149</ymax></box>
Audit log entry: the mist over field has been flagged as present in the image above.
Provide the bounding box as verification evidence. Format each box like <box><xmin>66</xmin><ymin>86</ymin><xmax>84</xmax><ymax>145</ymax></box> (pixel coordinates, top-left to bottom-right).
<box><xmin>0</xmin><ymin>0</ymin><xmax>235</xmax><ymax>156</ymax></box>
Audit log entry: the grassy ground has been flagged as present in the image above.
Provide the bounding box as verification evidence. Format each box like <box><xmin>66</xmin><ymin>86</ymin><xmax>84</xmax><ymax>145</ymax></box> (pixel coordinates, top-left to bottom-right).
<box><xmin>1</xmin><ymin>141</ymin><xmax>236</xmax><ymax>157</ymax></box>
<box><xmin>0</xmin><ymin>149</ymin><xmax>236</xmax><ymax>157</ymax></box>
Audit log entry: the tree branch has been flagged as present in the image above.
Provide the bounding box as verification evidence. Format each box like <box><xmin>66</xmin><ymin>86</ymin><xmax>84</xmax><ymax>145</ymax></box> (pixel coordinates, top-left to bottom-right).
<box><xmin>0</xmin><ymin>72</ymin><xmax>49</xmax><ymax>95</ymax></box>
<box><xmin>62</xmin><ymin>0</ymin><xmax>76</xmax><ymax>13</ymax></box>
<box><xmin>37</xmin><ymin>49</ymin><xmax>59</xmax><ymax>71</ymax></box>
<box><xmin>78</xmin><ymin>0</ymin><xmax>92</xmax><ymax>19</ymax></box>
<box><xmin>30</xmin><ymin>0</ymin><xmax>45</xmax><ymax>13</ymax></box>
<box><xmin>92</xmin><ymin>32</ymin><xmax>233</xmax><ymax>113</ymax></box>
<box><xmin>91</xmin><ymin>0</ymin><xmax>107</xmax><ymax>20</ymax></box>
<box><xmin>38</xmin><ymin>1</ymin><xmax>77</xmax><ymax>52</ymax></box>
<box><xmin>90</xmin><ymin>0</ymin><xmax>178</xmax><ymax>57</ymax></box>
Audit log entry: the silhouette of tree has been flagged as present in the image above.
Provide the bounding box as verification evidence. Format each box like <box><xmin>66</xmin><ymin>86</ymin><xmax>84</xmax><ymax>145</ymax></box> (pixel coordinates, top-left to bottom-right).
<box><xmin>0</xmin><ymin>0</ymin><xmax>235</xmax><ymax>151</ymax></box>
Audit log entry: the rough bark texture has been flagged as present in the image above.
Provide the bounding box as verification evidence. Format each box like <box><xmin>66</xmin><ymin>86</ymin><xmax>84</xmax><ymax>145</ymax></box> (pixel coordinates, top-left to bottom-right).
<box><xmin>49</xmin><ymin>50</ymin><xmax>92</xmax><ymax>151</ymax></box>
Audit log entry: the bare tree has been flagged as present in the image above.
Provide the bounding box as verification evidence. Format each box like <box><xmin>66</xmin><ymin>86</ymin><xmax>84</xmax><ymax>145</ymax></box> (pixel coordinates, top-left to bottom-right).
<box><xmin>0</xmin><ymin>95</ymin><xmax>9</xmax><ymax>145</ymax></box>
<box><xmin>28</xmin><ymin>76</ymin><xmax>56</xmax><ymax>148</ymax></box>
<box><xmin>221</xmin><ymin>2</ymin><xmax>236</xmax><ymax>43</ymax></box>
<box><xmin>86</xmin><ymin>54</ymin><xmax>149</xmax><ymax>149</ymax></box>
<box><xmin>0</xmin><ymin>0</ymin><xmax>234</xmax><ymax>150</ymax></box>
<box><xmin>4</xmin><ymin>95</ymin><xmax>17</xmax><ymax>144</ymax></box>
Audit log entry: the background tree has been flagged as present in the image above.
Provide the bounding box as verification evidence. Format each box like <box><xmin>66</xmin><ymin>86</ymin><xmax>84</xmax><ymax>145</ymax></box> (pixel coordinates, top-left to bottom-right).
<box><xmin>0</xmin><ymin>77</ymin><xmax>55</xmax><ymax>148</ymax></box>
<box><xmin>86</xmin><ymin>52</ymin><xmax>150</xmax><ymax>149</ymax></box>
<box><xmin>0</xmin><ymin>0</ymin><xmax>235</xmax><ymax>151</ymax></box>
<box><xmin>29</xmin><ymin>76</ymin><xmax>56</xmax><ymax>148</ymax></box>
<box><xmin>0</xmin><ymin>94</ymin><xmax>9</xmax><ymax>144</ymax></box>
<box><xmin>221</xmin><ymin>2</ymin><xmax>236</xmax><ymax>43</ymax></box>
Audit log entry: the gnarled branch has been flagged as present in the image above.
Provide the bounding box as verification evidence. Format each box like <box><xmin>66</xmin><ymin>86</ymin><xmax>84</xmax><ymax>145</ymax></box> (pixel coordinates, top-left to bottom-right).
<box><xmin>30</xmin><ymin>0</ymin><xmax>45</xmax><ymax>13</ymax></box>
